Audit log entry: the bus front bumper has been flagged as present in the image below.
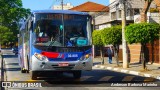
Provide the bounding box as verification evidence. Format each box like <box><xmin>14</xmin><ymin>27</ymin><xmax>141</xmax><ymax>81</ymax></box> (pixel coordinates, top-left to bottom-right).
<box><xmin>31</xmin><ymin>55</ymin><xmax>92</xmax><ymax>71</ymax></box>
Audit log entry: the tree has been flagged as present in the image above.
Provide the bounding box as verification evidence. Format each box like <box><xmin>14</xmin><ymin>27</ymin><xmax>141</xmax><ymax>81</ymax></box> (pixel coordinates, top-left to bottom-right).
<box><xmin>0</xmin><ymin>0</ymin><xmax>30</xmax><ymax>25</ymax></box>
<box><xmin>92</xmin><ymin>30</ymin><xmax>105</xmax><ymax>64</ymax></box>
<box><xmin>125</xmin><ymin>23</ymin><xmax>160</xmax><ymax>70</ymax></box>
<box><xmin>141</xmin><ymin>0</ymin><xmax>153</xmax><ymax>22</ymax></box>
<box><xmin>0</xmin><ymin>26</ymin><xmax>13</xmax><ymax>45</ymax></box>
<box><xmin>102</xmin><ymin>26</ymin><xmax>122</xmax><ymax>66</ymax></box>
<box><xmin>0</xmin><ymin>0</ymin><xmax>30</xmax><ymax>46</ymax></box>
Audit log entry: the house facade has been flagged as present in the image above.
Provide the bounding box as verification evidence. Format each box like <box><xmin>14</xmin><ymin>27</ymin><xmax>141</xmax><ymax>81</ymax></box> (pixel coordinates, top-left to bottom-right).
<box><xmin>108</xmin><ymin>0</ymin><xmax>160</xmax><ymax>64</ymax></box>
<box><xmin>109</xmin><ymin>0</ymin><xmax>156</xmax><ymax>25</ymax></box>
<box><xmin>70</xmin><ymin>1</ymin><xmax>110</xmax><ymax>30</ymax></box>
<box><xmin>103</xmin><ymin>0</ymin><xmax>160</xmax><ymax>64</ymax></box>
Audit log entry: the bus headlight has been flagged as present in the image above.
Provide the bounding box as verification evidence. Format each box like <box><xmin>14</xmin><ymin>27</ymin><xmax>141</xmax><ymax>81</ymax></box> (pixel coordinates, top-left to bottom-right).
<box><xmin>34</xmin><ymin>53</ymin><xmax>48</xmax><ymax>62</ymax></box>
<box><xmin>80</xmin><ymin>54</ymin><xmax>91</xmax><ymax>61</ymax></box>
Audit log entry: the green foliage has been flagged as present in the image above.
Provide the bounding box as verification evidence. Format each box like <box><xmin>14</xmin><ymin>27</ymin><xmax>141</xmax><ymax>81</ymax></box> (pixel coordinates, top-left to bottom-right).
<box><xmin>0</xmin><ymin>26</ymin><xmax>13</xmax><ymax>44</ymax></box>
<box><xmin>92</xmin><ymin>30</ymin><xmax>103</xmax><ymax>46</ymax></box>
<box><xmin>0</xmin><ymin>0</ymin><xmax>31</xmax><ymax>25</ymax></box>
<box><xmin>125</xmin><ymin>23</ymin><xmax>160</xmax><ymax>44</ymax></box>
<box><xmin>0</xmin><ymin>0</ymin><xmax>31</xmax><ymax>45</ymax></box>
<box><xmin>92</xmin><ymin>26</ymin><xmax>122</xmax><ymax>66</ymax></box>
<box><xmin>102</xmin><ymin>25</ymin><xmax>122</xmax><ymax>45</ymax></box>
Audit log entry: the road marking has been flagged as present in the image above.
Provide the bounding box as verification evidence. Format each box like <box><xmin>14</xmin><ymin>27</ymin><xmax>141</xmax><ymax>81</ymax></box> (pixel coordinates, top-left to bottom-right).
<box><xmin>26</xmin><ymin>79</ymin><xmax>38</xmax><ymax>82</ymax></box>
<box><xmin>99</xmin><ymin>76</ymin><xmax>114</xmax><ymax>81</ymax></box>
<box><xmin>122</xmin><ymin>76</ymin><xmax>135</xmax><ymax>81</ymax></box>
<box><xmin>10</xmin><ymin>78</ymin><xmax>19</xmax><ymax>81</ymax></box>
<box><xmin>144</xmin><ymin>77</ymin><xmax>155</xmax><ymax>82</ymax></box>
<box><xmin>79</xmin><ymin>76</ymin><xmax>93</xmax><ymax>81</ymax></box>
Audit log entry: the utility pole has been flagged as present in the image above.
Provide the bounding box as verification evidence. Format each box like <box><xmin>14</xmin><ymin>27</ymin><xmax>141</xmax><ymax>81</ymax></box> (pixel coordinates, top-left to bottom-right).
<box><xmin>61</xmin><ymin>0</ymin><xmax>63</xmax><ymax>10</ymax></box>
<box><xmin>121</xmin><ymin>0</ymin><xmax>129</xmax><ymax>68</ymax></box>
<box><xmin>61</xmin><ymin>0</ymin><xmax>65</xmax><ymax>46</ymax></box>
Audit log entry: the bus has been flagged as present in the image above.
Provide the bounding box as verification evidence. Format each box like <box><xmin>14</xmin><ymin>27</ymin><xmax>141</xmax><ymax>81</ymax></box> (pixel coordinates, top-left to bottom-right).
<box><xmin>18</xmin><ymin>10</ymin><xmax>93</xmax><ymax>80</ymax></box>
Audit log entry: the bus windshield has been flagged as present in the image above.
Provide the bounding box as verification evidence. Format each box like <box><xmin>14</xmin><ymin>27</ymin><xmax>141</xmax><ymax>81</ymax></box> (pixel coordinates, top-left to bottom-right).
<box><xmin>33</xmin><ymin>13</ymin><xmax>91</xmax><ymax>47</ymax></box>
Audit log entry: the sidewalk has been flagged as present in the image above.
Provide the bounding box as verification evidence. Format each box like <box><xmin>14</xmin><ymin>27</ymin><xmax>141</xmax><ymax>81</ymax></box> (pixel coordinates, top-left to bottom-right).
<box><xmin>0</xmin><ymin>53</ymin><xmax>2</xmax><ymax>81</ymax></box>
<box><xmin>93</xmin><ymin>57</ymin><xmax>160</xmax><ymax>80</ymax></box>
<box><xmin>0</xmin><ymin>50</ymin><xmax>4</xmax><ymax>82</ymax></box>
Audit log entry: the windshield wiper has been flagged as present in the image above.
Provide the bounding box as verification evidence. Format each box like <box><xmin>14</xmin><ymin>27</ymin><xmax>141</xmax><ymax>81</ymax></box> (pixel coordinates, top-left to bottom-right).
<box><xmin>48</xmin><ymin>34</ymin><xmax>62</xmax><ymax>47</ymax></box>
<box><xmin>46</xmin><ymin>34</ymin><xmax>63</xmax><ymax>51</ymax></box>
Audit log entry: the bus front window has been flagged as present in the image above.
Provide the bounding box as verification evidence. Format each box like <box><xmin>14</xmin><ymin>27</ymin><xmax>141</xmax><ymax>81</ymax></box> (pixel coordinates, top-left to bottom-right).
<box><xmin>65</xmin><ymin>26</ymin><xmax>87</xmax><ymax>46</ymax></box>
<box><xmin>33</xmin><ymin>14</ymin><xmax>91</xmax><ymax>47</ymax></box>
<box><xmin>34</xmin><ymin>20</ymin><xmax>62</xmax><ymax>46</ymax></box>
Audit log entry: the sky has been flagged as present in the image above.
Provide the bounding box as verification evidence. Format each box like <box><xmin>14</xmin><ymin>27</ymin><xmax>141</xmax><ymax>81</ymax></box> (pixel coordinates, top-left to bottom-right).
<box><xmin>22</xmin><ymin>0</ymin><xmax>110</xmax><ymax>11</ymax></box>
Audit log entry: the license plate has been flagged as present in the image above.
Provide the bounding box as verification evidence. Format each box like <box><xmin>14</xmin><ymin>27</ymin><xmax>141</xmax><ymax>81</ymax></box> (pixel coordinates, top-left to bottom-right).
<box><xmin>58</xmin><ymin>62</ymin><xmax>69</xmax><ymax>67</ymax></box>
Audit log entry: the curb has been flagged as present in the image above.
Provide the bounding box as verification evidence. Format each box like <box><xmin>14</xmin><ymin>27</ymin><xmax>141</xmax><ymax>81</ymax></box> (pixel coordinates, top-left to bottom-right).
<box><xmin>129</xmin><ymin>71</ymin><xmax>139</xmax><ymax>76</ymax></box>
<box><xmin>93</xmin><ymin>65</ymin><xmax>160</xmax><ymax>80</ymax></box>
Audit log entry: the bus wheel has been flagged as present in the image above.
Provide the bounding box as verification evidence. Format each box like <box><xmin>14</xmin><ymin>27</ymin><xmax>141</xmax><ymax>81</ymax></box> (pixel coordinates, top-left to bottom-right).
<box><xmin>21</xmin><ymin>68</ymin><xmax>26</xmax><ymax>73</ymax></box>
<box><xmin>31</xmin><ymin>71</ymin><xmax>38</xmax><ymax>80</ymax></box>
<box><xmin>73</xmin><ymin>71</ymin><xmax>81</xmax><ymax>79</ymax></box>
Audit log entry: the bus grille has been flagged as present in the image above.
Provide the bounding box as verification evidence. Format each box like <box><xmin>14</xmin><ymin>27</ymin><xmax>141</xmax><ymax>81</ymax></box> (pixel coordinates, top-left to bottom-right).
<box><xmin>51</xmin><ymin>64</ymin><xmax>75</xmax><ymax>70</ymax></box>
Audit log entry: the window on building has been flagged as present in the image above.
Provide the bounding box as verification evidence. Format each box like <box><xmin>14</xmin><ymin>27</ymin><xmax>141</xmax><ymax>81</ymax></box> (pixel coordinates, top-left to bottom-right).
<box><xmin>130</xmin><ymin>9</ymin><xmax>134</xmax><ymax>16</ymax></box>
<box><xmin>111</xmin><ymin>12</ymin><xmax>116</xmax><ymax>20</ymax></box>
<box><xmin>134</xmin><ymin>9</ymin><xmax>140</xmax><ymax>15</ymax></box>
<box><xmin>126</xmin><ymin>9</ymin><xmax>130</xmax><ymax>16</ymax></box>
<box><xmin>118</xmin><ymin>10</ymin><xmax>121</xmax><ymax>18</ymax></box>
<box><xmin>95</xmin><ymin>26</ymin><xmax>99</xmax><ymax>30</ymax></box>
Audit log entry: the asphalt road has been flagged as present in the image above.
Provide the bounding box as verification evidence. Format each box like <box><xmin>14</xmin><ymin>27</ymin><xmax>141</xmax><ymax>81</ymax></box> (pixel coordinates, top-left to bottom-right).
<box><xmin>1</xmin><ymin>49</ymin><xmax>160</xmax><ymax>90</ymax></box>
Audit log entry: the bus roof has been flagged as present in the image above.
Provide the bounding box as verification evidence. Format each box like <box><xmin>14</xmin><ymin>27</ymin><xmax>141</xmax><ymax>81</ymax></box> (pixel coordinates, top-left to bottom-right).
<box><xmin>32</xmin><ymin>10</ymin><xmax>90</xmax><ymax>16</ymax></box>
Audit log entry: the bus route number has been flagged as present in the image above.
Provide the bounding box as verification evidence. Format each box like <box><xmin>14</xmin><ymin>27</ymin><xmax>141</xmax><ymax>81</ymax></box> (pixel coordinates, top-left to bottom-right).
<box><xmin>68</xmin><ymin>54</ymin><xmax>78</xmax><ymax>58</ymax></box>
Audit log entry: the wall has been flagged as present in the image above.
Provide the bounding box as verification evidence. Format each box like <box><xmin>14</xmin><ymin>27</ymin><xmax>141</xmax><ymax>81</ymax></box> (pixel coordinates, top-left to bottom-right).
<box><xmin>148</xmin><ymin>13</ymin><xmax>160</xmax><ymax>23</ymax></box>
<box><xmin>95</xmin><ymin>13</ymin><xmax>110</xmax><ymax>25</ymax></box>
<box><xmin>146</xmin><ymin>40</ymin><xmax>160</xmax><ymax>63</ymax></box>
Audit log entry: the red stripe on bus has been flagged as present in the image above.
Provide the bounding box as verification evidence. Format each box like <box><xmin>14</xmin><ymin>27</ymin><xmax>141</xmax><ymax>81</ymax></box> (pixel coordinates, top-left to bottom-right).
<box><xmin>41</xmin><ymin>51</ymin><xmax>59</xmax><ymax>58</ymax></box>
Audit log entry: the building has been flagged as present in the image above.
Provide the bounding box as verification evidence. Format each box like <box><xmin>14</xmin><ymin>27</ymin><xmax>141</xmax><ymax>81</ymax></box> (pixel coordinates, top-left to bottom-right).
<box><xmin>107</xmin><ymin>0</ymin><xmax>160</xmax><ymax>64</ymax></box>
<box><xmin>70</xmin><ymin>1</ymin><xmax>110</xmax><ymax>30</ymax></box>
<box><xmin>51</xmin><ymin>3</ymin><xmax>74</xmax><ymax>10</ymax></box>
<box><xmin>109</xmin><ymin>0</ymin><xmax>156</xmax><ymax>25</ymax></box>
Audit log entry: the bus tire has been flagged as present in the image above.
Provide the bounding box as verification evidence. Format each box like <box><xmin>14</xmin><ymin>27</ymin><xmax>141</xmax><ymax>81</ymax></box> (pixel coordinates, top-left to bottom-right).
<box><xmin>21</xmin><ymin>68</ymin><xmax>26</xmax><ymax>73</ymax></box>
<box><xmin>31</xmin><ymin>71</ymin><xmax>38</xmax><ymax>80</ymax></box>
<box><xmin>73</xmin><ymin>70</ymin><xmax>81</xmax><ymax>79</ymax></box>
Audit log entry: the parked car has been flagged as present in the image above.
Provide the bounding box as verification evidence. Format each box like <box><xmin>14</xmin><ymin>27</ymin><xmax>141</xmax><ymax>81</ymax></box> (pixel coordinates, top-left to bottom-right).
<box><xmin>12</xmin><ymin>46</ymin><xmax>18</xmax><ymax>55</ymax></box>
